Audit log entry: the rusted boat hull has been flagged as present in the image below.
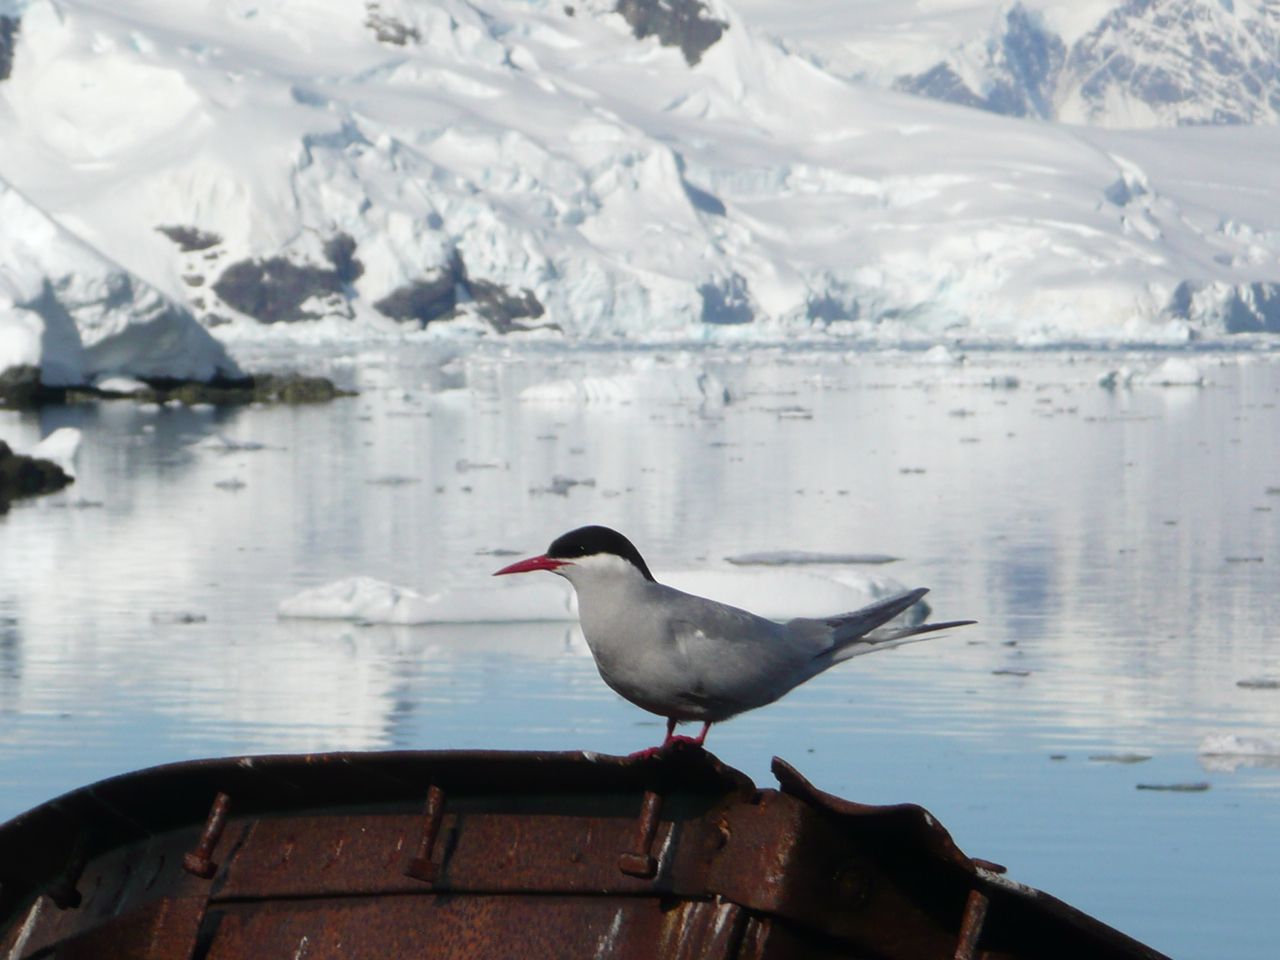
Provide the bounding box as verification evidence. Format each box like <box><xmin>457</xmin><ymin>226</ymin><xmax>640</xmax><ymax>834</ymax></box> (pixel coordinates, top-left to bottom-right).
<box><xmin>0</xmin><ymin>747</ymin><xmax>1170</xmax><ymax>960</ymax></box>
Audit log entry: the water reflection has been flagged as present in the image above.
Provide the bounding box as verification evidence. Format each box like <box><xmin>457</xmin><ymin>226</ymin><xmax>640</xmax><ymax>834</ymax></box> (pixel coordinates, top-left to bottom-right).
<box><xmin>2</xmin><ymin>347</ymin><xmax>1280</xmax><ymax>958</ymax></box>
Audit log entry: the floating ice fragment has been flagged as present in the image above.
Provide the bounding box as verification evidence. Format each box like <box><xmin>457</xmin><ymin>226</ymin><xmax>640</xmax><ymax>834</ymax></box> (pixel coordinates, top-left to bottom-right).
<box><xmin>151</xmin><ymin>611</ymin><xmax>207</xmax><ymax>624</ymax></box>
<box><xmin>531</xmin><ymin>475</ymin><xmax>595</xmax><ymax>496</ymax></box>
<box><xmin>921</xmin><ymin>345</ymin><xmax>958</xmax><ymax>365</ymax></box>
<box><xmin>725</xmin><ymin>551</ymin><xmax>900</xmax><ymax>566</ymax></box>
<box><xmin>1138</xmin><ymin>358</ymin><xmax>1203</xmax><ymax>387</ymax></box>
<box><xmin>278</xmin><ymin>569</ymin><xmax>926</xmax><ymax>626</ymax></box>
<box><xmin>1136</xmin><ymin>783</ymin><xmax>1210</xmax><ymax>792</ymax></box>
<box><xmin>214</xmin><ymin>478</ymin><xmax>246</xmax><ymax>490</ymax></box>
<box><xmin>199</xmin><ymin>436</ymin><xmax>268</xmax><ymax>452</ymax></box>
<box><xmin>1088</xmin><ymin>753</ymin><xmax>1152</xmax><ymax>764</ymax></box>
<box><xmin>278</xmin><ymin>576</ymin><xmax>578</xmax><ymax>624</ymax></box>
<box><xmin>1198</xmin><ymin>734</ymin><xmax>1280</xmax><ymax>756</ymax></box>
<box><xmin>95</xmin><ymin>376</ymin><xmax>149</xmax><ymax>396</ymax></box>
<box><xmin>1236</xmin><ymin>678</ymin><xmax>1280</xmax><ymax>689</ymax></box>
<box><xmin>992</xmin><ymin>669</ymin><xmax>1031</xmax><ymax>676</ymax></box>
<box><xmin>31</xmin><ymin>428</ymin><xmax>81</xmax><ymax>477</ymax></box>
<box><xmin>1198</xmin><ymin>734</ymin><xmax>1280</xmax><ymax>771</ymax></box>
<box><xmin>1097</xmin><ymin>367</ymin><xmax>1135</xmax><ymax>389</ymax></box>
<box><xmin>367</xmin><ymin>475</ymin><xmax>420</xmax><ymax>486</ymax></box>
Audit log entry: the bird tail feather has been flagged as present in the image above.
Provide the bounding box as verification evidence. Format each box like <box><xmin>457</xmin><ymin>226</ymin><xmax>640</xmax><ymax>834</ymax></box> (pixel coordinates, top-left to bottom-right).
<box><xmin>818</xmin><ymin>587</ymin><xmax>929</xmax><ymax>652</ymax></box>
<box><xmin>828</xmin><ymin>619</ymin><xmax>977</xmax><ymax>663</ymax></box>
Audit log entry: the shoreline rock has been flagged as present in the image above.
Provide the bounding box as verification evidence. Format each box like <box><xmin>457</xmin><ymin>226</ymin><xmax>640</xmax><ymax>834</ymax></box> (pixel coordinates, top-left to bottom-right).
<box><xmin>1</xmin><ymin>369</ymin><xmax>354</xmax><ymax>408</ymax></box>
<box><xmin>0</xmin><ymin>440</ymin><xmax>73</xmax><ymax>514</ymax></box>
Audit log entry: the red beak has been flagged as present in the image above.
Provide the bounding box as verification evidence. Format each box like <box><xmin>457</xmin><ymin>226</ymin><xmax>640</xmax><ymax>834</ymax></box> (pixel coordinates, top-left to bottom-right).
<box><xmin>493</xmin><ymin>555</ymin><xmax>568</xmax><ymax>576</ymax></box>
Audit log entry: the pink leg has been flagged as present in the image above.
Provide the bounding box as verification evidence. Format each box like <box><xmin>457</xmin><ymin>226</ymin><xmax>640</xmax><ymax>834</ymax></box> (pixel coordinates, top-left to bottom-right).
<box><xmin>628</xmin><ymin>718</ymin><xmax>679</xmax><ymax>760</ymax></box>
<box><xmin>662</xmin><ymin>717</ymin><xmax>677</xmax><ymax>746</ymax></box>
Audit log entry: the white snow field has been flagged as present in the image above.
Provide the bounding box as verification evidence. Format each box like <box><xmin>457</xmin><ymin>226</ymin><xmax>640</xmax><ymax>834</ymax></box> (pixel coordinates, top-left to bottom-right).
<box><xmin>3</xmin><ymin>0</ymin><xmax>1280</xmax><ymax>375</ymax></box>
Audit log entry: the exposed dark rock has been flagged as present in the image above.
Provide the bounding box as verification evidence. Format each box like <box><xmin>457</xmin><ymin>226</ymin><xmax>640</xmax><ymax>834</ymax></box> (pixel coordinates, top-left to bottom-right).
<box><xmin>1</xmin><ymin>15</ymin><xmax>18</xmax><ymax>82</ymax></box>
<box><xmin>895</xmin><ymin>5</ymin><xmax>1064</xmax><ymax>119</ymax></box>
<box><xmin>683</xmin><ymin>181</ymin><xmax>726</xmax><ymax>216</ymax></box>
<box><xmin>699</xmin><ymin>274</ymin><xmax>754</xmax><ymax>324</ymax></box>
<box><xmin>806</xmin><ymin>294</ymin><xmax>857</xmax><ymax>324</ymax></box>
<box><xmin>212</xmin><ymin>235</ymin><xmax>360</xmax><ymax>323</ymax></box>
<box><xmin>0</xmin><ymin>366</ymin><xmax>41</xmax><ymax>409</ymax></box>
<box><xmin>156</xmin><ymin>225</ymin><xmax>223</xmax><ymax>252</ymax></box>
<box><xmin>323</xmin><ymin>233</ymin><xmax>364</xmax><ymax>284</ymax></box>
<box><xmin>990</xmin><ymin>4</ymin><xmax>1066</xmax><ymax>118</ymax></box>
<box><xmin>59</xmin><ymin>372</ymin><xmax>352</xmax><ymax>406</ymax></box>
<box><xmin>0</xmin><ymin>440</ymin><xmax>73</xmax><ymax>513</ymax></box>
<box><xmin>469</xmin><ymin>280</ymin><xmax>546</xmax><ymax>333</ymax></box>
<box><xmin>375</xmin><ymin>252</ymin><xmax>465</xmax><ymax>326</ymax></box>
<box><xmin>374</xmin><ymin>252</ymin><xmax>546</xmax><ymax>332</ymax></box>
<box><xmin>365</xmin><ymin>4</ymin><xmax>420</xmax><ymax>45</ymax></box>
<box><xmin>896</xmin><ymin>63</ymin><xmax>988</xmax><ymax>111</ymax></box>
<box><xmin>375</xmin><ymin>274</ymin><xmax>459</xmax><ymax>325</ymax></box>
<box><xmin>616</xmin><ymin>0</ymin><xmax>727</xmax><ymax>67</ymax></box>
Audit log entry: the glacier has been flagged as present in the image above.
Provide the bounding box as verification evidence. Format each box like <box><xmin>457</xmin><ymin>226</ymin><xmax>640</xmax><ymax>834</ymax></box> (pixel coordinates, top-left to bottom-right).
<box><xmin>1</xmin><ymin>0</ymin><xmax>1280</xmax><ymax>366</ymax></box>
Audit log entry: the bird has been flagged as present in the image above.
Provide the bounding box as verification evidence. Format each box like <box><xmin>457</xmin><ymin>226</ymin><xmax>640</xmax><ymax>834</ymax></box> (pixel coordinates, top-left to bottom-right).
<box><xmin>495</xmin><ymin>525</ymin><xmax>975</xmax><ymax>754</ymax></box>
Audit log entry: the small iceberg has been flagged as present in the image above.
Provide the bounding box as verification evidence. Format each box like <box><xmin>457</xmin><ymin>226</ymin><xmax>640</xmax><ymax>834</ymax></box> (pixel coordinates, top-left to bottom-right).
<box><xmin>1197</xmin><ymin>733</ymin><xmax>1280</xmax><ymax>772</ymax></box>
<box><xmin>278</xmin><ymin>576</ymin><xmax>578</xmax><ymax>624</ymax></box>
<box><xmin>725</xmin><ymin>551</ymin><xmax>900</xmax><ymax>566</ymax></box>
<box><xmin>278</xmin><ymin>569</ymin><xmax>925</xmax><ymax>626</ymax></box>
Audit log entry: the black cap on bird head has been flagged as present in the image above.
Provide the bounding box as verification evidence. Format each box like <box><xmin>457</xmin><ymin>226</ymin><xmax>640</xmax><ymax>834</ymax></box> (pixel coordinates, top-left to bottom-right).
<box><xmin>546</xmin><ymin>525</ymin><xmax>656</xmax><ymax>582</ymax></box>
<box><xmin>493</xmin><ymin>525</ymin><xmax>657</xmax><ymax>581</ymax></box>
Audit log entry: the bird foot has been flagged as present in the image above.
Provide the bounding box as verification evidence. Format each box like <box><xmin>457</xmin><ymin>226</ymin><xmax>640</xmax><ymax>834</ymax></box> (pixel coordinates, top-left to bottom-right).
<box><xmin>627</xmin><ymin>736</ymin><xmax>706</xmax><ymax>760</ymax></box>
<box><xmin>627</xmin><ymin>745</ymin><xmax>666</xmax><ymax>760</ymax></box>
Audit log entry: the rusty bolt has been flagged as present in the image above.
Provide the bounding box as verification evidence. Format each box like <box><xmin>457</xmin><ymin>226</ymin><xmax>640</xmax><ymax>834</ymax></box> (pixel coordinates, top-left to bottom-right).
<box><xmin>618</xmin><ymin>790</ymin><xmax>662</xmax><ymax>879</ymax></box>
<box><xmin>954</xmin><ymin>888</ymin><xmax>990</xmax><ymax>960</ymax></box>
<box><xmin>404</xmin><ymin>785</ymin><xmax>446</xmax><ymax>882</ymax></box>
<box><xmin>183</xmin><ymin>792</ymin><xmax>231</xmax><ymax>879</ymax></box>
<box><xmin>46</xmin><ymin>834</ymin><xmax>91</xmax><ymax>910</ymax></box>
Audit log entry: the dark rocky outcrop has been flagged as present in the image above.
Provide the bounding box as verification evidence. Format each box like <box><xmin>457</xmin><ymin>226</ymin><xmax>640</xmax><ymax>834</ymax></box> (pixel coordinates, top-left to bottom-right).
<box><xmin>0</xmin><ymin>441</ymin><xmax>73</xmax><ymax>514</ymax></box>
<box><xmin>364</xmin><ymin>3</ymin><xmax>420</xmax><ymax>45</ymax></box>
<box><xmin>468</xmin><ymin>280</ymin><xmax>546</xmax><ymax>333</ymax></box>
<box><xmin>71</xmin><ymin>372</ymin><xmax>353</xmax><ymax>406</ymax></box>
<box><xmin>616</xmin><ymin>0</ymin><xmax>727</xmax><ymax>66</ymax></box>
<box><xmin>375</xmin><ymin>252</ymin><xmax>466</xmax><ymax>326</ymax></box>
<box><xmin>374</xmin><ymin>252</ymin><xmax>546</xmax><ymax>332</ymax></box>
<box><xmin>895</xmin><ymin>6</ymin><xmax>1065</xmax><ymax>119</ymax></box>
<box><xmin>212</xmin><ymin>233</ymin><xmax>363</xmax><ymax>323</ymax></box>
<box><xmin>156</xmin><ymin>225</ymin><xmax>223</xmax><ymax>252</ymax></box>
<box><xmin>699</xmin><ymin>274</ymin><xmax>754</xmax><ymax>324</ymax></box>
<box><xmin>1</xmin><ymin>15</ymin><xmax>18</xmax><ymax>82</ymax></box>
<box><xmin>0</xmin><ymin>366</ymin><xmax>41</xmax><ymax>409</ymax></box>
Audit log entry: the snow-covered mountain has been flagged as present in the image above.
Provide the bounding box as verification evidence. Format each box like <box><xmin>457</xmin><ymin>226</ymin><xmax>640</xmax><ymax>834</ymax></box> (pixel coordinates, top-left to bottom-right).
<box><xmin>1</xmin><ymin>0</ymin><xmax>1280</xmax><ymax>381</ymax></box>
<box><xmin>892</xmin><ymin>0</ymin><xmax>1280</xmax><ymax>128</ymax></box>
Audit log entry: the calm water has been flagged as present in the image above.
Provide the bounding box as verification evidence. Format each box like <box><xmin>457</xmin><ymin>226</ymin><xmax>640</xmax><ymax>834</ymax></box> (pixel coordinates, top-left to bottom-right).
<box><xmin>3</xmin><ymin>344</ymin><xmax>1280</xmax><ymax>958</ymax></box>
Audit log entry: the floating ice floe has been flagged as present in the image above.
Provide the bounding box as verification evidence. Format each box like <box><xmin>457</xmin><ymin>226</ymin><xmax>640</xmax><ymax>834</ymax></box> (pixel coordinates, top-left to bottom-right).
<box><xmin>31</xmin><ymin>427</ymin><xmax>81</xmax><ymax>477</ymax></box>
<box><xmin>725</xmin><ymin>551</ymin><xmax>900</xmax><ymax>566</ymax></box>
<box><xmin>95</xmin><ymin>376</ymin><xmax>149</xmax><ymax>396</ymax></box>
<box><xmin>520</xmin><ymin>364</ymin><xmax>730</xmax><ymax>406</ymax></box>
<box><xmin>278</xmin><ymin>576</ymin><xmax>578</xmax><ymax>625</ymax></box>
<box><xmin>1197</xmin><ymin>733</ymin><xmax>1280</xmax><ymax>772</ymax></box>
<box><xmin>277</xmin><ymin>568</ymin><xmax>925</xmax><ymax>626</ymax></box>
<box><xmin>1137</xmin><ymin>358</ymin><xmax>1204</xmax><ymax>386</ymax></box>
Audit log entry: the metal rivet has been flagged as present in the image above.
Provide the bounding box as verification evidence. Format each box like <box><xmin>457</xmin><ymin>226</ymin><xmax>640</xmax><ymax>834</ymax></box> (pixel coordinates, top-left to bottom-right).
<box><xmin>954</xmin><ymin>888</ymin><xmax>990</xmax><ymax>960</ymax></box>
<box><xmin>618</xmin><ymin>790</ymin><xmax>662</xmax><ymax>879</ymax></box>
<box><xmin>404</xmin><ymin>785</ymin><xmax>446</xmax><ymax>883</ymax></box>
<box><xmin>183</xmin><ymin>793</ymin><xmax>231</xmax><ymax>879</ymax></box>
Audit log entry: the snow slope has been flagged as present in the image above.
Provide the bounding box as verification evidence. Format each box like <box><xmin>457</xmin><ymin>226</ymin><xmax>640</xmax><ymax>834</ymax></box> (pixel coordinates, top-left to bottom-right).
<box><xmin>0</xmin><ymin>0</ymin><xmax>1279</xmax><ymax>356</ymax></box>
<box><xmin>0</xmin><ymin>175</ymin><xmax>239</xmax><ymax>385</ymax></box>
